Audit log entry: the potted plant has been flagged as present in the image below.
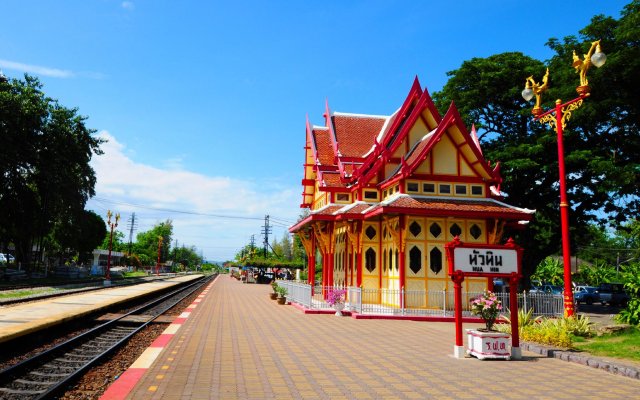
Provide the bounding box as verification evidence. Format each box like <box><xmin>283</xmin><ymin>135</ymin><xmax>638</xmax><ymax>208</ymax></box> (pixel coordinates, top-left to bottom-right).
<box><xmin>276</xmin><ymin>286</ymin><xmax>288</xmax><ymax>305</ymax></box>
<box><xmin>270</xmin><ymin>280</ymin><xmax>279</xmax><ymax>300</ymax></box>
<box><xmin>467</xmin><ymin>290</ymin><xmax>511</xmax><ymax>360</ymax></box>
<box><xmin>326</xmin><ymin>289</ymin><xmax>347</xmax><ymax>316</ymax></box>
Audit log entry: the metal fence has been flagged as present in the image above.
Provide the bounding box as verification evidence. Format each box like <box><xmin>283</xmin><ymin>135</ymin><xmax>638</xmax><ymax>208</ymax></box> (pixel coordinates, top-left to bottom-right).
<box><xmin>276</xmin><ymin>281</ymin><xmax>564</xmax><ymax>318</ymax></box>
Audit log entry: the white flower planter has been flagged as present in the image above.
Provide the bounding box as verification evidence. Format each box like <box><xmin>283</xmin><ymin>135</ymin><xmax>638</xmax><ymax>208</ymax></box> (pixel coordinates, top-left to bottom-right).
<box><xmin>466</xmin><ymin>329</ymin><xmax>511</xmax><ymax>360</ymax></box>
<box><xmin>333</xmin><ymin>302</ymin><xmax>345</xmax><ymax>316</ymax></box>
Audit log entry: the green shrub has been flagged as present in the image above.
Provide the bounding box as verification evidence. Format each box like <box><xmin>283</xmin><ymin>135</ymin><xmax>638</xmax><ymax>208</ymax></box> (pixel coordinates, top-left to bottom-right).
<box><xmin>616</xmin><ymin>262</ymin><xmax>640</xmax><ymax>325</ymax></box>
<box><xmin>499</xmin><ymin>314</ymin><xmax>593</xmax><ymax>347</ymax></box>
<box><xmin>521</xmin><ymin>318</ymin><xmax>573</xmax><ymax>348</ymax></box>
<box><xmin>497</xmin><ymin>308</ymin><xmax>542</xmax><ymax>333</ymax></box>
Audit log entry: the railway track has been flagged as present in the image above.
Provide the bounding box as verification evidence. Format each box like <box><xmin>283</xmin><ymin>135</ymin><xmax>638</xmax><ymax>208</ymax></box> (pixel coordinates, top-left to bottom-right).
<box><xmin>0</xmin><ymin>274</ymin><xmax>214</xmax><ymax>400</ymax></box>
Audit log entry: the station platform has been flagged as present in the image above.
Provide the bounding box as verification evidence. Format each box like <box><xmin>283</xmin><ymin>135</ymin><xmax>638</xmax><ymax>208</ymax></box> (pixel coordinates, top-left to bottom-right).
<box><xmin>103</xmin><ymin>275</ymin><xmax>640</xmax><ymax>400</ymax></box>
<box><xmin>0</xmin><ymin>274</ymin><xmax>202</xmax><ymax>344</ymax></box>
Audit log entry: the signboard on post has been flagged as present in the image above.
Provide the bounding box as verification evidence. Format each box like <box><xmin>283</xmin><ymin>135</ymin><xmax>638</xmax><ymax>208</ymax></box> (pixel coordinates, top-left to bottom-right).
<box><xmin>445</xmin><ymin>237</ymin><xmax>523</xmax><ymax>360</ymax></box>
<box><xmin>451</xmin><ymin>247</ymin><xmax>519</xmax><ymax>276</ymax></box>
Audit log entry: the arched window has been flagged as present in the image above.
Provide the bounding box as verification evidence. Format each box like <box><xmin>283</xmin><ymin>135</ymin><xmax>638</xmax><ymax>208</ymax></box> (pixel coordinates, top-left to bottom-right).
<box><xmin>395</xmin><ymin>249</ymin><xmax>399</xmax><ymax>271</ymax></box>
<box><xmin>430</xmin><ymin>247</ymin><xmax>443</xmax><ymax>275</ymax></box>
<box><xmin>409</xmin><ymin>246</ymin><xmax>422</xmax><ymax>274</ymax></box>
<box><xmin>383</xmin><ymin>249</ymin><xmax>387</xmax><ymax>273</ymax></box>
<box><xmin>365</xmin><ymin>248</ymin><xmax>376</xmax><ymax>273</ymax></box>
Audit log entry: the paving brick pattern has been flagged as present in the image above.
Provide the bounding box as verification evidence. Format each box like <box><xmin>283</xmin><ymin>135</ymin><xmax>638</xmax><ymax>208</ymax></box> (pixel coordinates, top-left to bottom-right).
<box><xmin>125</xmin><ymin>276</ymin><xmax>640</xmax><ymax>399</ymax></box>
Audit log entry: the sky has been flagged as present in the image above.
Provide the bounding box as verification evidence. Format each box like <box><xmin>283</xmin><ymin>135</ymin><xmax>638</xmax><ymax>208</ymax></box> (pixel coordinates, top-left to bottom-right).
<box><xmin>0</xmin><ymin>0</ymin><xmax>630</xmax><ymax>262</ymax></box>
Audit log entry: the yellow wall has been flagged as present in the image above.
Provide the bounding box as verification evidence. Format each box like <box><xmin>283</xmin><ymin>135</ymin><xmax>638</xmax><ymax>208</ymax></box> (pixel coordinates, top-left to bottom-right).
<box><xmin>432</xmin><ymin>134</ymin><xmax>457</xmax><ymax>175</ymax></box>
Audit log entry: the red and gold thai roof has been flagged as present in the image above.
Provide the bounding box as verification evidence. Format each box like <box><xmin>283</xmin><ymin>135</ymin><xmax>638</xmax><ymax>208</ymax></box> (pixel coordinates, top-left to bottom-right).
<box><xmin>367</xmin><ymin>194</ymin><xmax>534</xmax><ymax>220</ymax></box>
<box><xmin>292</xmin><ymin>77</ymin><xmax>534</xmax><ymax>233</ymax></box>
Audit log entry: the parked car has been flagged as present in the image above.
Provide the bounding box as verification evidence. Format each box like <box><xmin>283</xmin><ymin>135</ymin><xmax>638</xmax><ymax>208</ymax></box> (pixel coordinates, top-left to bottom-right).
<box><xmin>598</xmin><ymin>283</ymin><xmax>629</xmax><ymax>306</ymax></box>
<box><xmin>530</xmin><ymin>284</ymin><xmax>563</xmax><ymax>295</ymax></box>
<box><xmin>256</xmin><ymin>272</ymin><xmax>275</xmax><ymax>284</ymax></box>
<box><xmin>573</xmin><ymin>285</ymin><xmax>600</xmax><ymax>305</ymax></box>
<box><xmin>0</xmin><ymin>254</ymin><xmax>6</xmax><ymax>264</ymax></box>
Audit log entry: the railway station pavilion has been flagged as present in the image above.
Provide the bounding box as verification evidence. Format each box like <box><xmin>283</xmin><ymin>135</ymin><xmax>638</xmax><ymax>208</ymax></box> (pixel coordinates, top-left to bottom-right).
<box><xmin>289</xmin><ymin>77</ymin><xmax>535</xmax><ymax>309</ymax></box>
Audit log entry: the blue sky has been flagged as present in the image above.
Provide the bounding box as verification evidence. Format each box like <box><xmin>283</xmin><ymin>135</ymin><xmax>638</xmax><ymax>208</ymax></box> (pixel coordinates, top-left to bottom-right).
<box><xmin>0</xmin><ymin>1</ymin><xmax>629</xmax><ymax>261</ymax></box>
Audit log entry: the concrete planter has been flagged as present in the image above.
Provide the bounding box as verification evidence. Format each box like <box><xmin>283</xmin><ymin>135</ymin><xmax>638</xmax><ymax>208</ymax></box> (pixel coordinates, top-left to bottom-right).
<box><xmin>466</xmin><ymin>329</ymin><xmax>511</xmax><ymax>360</ymax></box>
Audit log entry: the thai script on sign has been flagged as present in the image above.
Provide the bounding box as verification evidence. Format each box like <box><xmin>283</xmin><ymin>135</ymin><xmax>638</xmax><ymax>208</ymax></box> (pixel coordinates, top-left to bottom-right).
<box><xmin>469</xmin><ymin>250</ymin><xmax>502</xmax><ymax>268</ymax></box>
<box><xmin>452</xmin><ymin>247</ymin><xmax>518</xmax><ymax>275</ymax></box>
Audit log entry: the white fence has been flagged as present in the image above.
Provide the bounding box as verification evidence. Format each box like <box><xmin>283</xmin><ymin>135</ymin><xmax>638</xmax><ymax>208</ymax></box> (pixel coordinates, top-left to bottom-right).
<box><xmin>276</xmin><ymin>281</ymin><xmax>564</xmax><ymax>318</ymax></box>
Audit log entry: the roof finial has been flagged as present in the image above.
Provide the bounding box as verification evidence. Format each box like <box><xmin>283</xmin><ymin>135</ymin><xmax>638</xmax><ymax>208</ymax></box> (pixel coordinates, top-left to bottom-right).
<box><xmin>471</xmin><ymin>124</ymin><xmax>482</xmax><ymax>155</ymax></box>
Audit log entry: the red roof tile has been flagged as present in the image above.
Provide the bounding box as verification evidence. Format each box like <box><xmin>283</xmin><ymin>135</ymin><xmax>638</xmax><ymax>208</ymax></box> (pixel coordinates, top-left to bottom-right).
<box><xmin>313</xmin><ymin>205</ymin><xmax>344</xmax><ymax>215</ymax></box>
<box><xmin>313</xmin><ymin>128</ymin><xmax>334</xmax><ymax>166</ymax></box>
<box><xmin>376</xmin><ymin>196</ymin><xmax>533</xmax><ymax>219</ymax></box>
<box><xmin>333</xmin><ymin>115</ymin><xmax>386</xmax><ymax>158</ymax></box>
<box><xmin>321</xmin><ymin>172</ymin><xmax>345</xmax><ymax>188</ymax></box>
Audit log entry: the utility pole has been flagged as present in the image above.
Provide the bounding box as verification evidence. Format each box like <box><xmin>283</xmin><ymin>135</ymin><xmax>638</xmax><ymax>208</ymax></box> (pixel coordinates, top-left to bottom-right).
<box><xmin>261</xmin><ymin>215</ymin><xmax>272</xmax><ymax>258</ymax></box>
<box><xmin>126</xmin><ymin>213</ymin><xmax>138</xmax><ymax>255</ymax></box>
<box><xmin>250</xmin><ymin>235</ymin><xmax>256</xmax><ymax>252</ymax></box>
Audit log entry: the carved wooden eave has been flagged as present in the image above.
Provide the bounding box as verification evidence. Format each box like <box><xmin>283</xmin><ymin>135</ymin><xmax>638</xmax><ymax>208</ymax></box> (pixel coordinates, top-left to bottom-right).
<box><xmin>345</xmin><ymin>221</ymin><xmax>363</xmax><ymax>254</ymax></box>
<box><xmin>488</xmin><ymin>219</ymin><xmax>506</xmax><ymax>245</ymax></box>
<box><xmin>313</xmin><ymin>222</ymin><xmax>333</xmax><ymax>254</ymax></box>
<box><xmin>383</xmin><ymin>216</ymin><xmax>407</xmax><ymax>252</ymax></box>
<box><xmin>297</xmin><ymin>231</ymin><xmax>313</xmax><ymax>256</ymax></box>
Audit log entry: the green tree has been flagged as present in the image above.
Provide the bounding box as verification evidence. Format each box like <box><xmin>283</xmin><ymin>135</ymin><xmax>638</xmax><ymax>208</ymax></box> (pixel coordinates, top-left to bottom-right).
<box><xmin>50</xmin><ymin>210</ymin><xmax>107</xmax><ymax>263</ymax></box>
<box><xmin>133</xmin><ymin>220</ymin><xmax>173</xmax><ymax>265</ymax></box>
<box><xmin>433</xmin><ymin>2</ymin><xmax>640</xmax><ymax>280</ymax></box>
<box><xmin>0</xmin><ymin>74</ymin><xmax>103</xmax><ymax>272</ymax></box>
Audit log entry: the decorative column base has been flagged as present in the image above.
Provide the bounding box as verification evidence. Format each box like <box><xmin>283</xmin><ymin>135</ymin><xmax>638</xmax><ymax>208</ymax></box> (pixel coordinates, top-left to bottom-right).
<box><xmin>454</xmin><ymin>345</ymin><xmax>466</xmax><ymax>359</ymax></box>
<box><xmin>511</xmin><ymin>346</ymin><xmax>522</xmax><ymax>360</ymax></box>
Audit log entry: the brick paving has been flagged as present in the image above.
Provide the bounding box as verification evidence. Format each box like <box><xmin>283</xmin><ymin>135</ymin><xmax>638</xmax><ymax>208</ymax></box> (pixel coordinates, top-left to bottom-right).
<box><xmin>124</xmin><ymin>275</ymin><xmax>640</xmax><ymax>399</ymax></box>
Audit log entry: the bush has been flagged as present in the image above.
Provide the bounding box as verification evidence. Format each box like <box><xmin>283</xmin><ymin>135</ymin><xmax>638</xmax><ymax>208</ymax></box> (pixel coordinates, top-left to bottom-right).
<box><xmin>616</xmin><ymin>262</ymin><xmax>640</xmax><ymax>325</ymax></box>
<box><xmin>498</xmin><ymin>314</ymin><xmax>594</xmax><ymax>348</ymax></box>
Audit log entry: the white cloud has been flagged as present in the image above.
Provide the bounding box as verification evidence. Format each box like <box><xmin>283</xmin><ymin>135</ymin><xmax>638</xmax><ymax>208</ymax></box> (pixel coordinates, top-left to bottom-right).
<box><xmin>0</xmin><ymin>59</ymin><xmax>74</xmax><ymax>78</ymax></box>
<box><xmin>87</xmin><ymin>131</ymin><xmax>300</xmax><ymax>261</ymax></box>
<box><xmin>121</xmin><ymin>1</ymin><xmax>135</xmax><ymax>11</ymax></box>
<box><xmin>0</xmin><ymin>59</ymin><xmax>106</xmax><ymax>80</ymax></box>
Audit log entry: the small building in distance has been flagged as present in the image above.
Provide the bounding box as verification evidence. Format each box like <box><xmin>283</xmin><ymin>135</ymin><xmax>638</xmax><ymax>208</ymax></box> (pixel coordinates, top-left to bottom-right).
<box><xmin>289</xmin><ymin>78</ymin><xmax>534</xmax><ymax>309</ymax></box>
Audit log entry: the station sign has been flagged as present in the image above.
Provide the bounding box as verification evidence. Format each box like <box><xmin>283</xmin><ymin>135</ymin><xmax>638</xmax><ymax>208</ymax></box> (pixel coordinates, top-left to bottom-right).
<box><xmin>446</xmin><ymin>237</ymin><xmax>522</xmax><ymax>278</ymax></box>
<box><xmin>452</xmin><ymin>247</ymin><xmax>518</xmax><ymax>275</ymax></box>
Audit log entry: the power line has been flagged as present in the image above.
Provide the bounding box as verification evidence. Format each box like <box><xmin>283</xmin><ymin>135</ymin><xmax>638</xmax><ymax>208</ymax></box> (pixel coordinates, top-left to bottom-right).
<box><xmin>91</xmin><ymin>196</ymin><xmax>286</xmax><ymax>222</ymax></box>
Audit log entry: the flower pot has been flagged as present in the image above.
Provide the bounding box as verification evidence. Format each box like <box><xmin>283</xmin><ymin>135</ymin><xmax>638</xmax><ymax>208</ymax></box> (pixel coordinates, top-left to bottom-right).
<box><xmin>277</xmin><ymin>296</ymin><xmax>286</xmax><ymax>305</ymax></box>
<box><xmin>466</xmin><ymin>329</ymin><xmax>511</xmax><ymax>360</ymax></box>
<box><xmin>270</xmin><ymin>292</ymin><xmax>278</xmax><ymax>300</ymax></box>
<box><xmin>333</xmin><ymin>302</ymin><xmax>345</xmax><ymax>316</ymax></box>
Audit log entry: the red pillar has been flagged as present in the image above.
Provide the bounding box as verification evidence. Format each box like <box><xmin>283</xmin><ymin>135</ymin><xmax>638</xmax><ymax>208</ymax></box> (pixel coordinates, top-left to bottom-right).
<box><xmin>452</xmin><ymin>271</ymin><xmax>465</xmax><ymax>358</ymax></box>
<box><xmin>509</xmin><ymin>274</ymin><xmax>520</xmax><ymax>352</ymax></box>
<box><xmin>328</xmin><ymin>251</ymin><xmax>334</xmax><ymax>287</ymax></box>
<box><xmin>309</xmin><ymin>231</ymin><xmax>316</xmax><ymax>287</ymax></box>
<box><xmin>399</xmin><ymin>216</ymin><xmax>406</xmax><ymax>308</ymax></box>
<box><xmin>356</xmin><ymin>250</ymin><xmax>363</xmax><ymax>287</ymax></box>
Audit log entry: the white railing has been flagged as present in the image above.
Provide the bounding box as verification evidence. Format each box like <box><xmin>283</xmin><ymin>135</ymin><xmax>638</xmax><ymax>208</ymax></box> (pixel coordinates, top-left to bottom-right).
<box><xmin>275</xmin><ymin>281</ymin><xmax>564</xmax><ymax>317</ymax></box>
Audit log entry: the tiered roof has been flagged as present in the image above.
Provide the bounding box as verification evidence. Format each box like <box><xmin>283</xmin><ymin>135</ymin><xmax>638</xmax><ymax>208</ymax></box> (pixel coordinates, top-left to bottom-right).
<box><xmin>292</xmin><ymin>77</ymin><xmax>534</xmax><ymax>232</ymax></box>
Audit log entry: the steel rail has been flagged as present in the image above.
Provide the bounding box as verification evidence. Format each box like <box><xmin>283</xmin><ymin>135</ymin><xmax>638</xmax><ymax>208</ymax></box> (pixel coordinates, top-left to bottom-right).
<box><xmin>0</xmin><ymin>274</ymin><xmax>215</xmax><ymax>399</ymax></box>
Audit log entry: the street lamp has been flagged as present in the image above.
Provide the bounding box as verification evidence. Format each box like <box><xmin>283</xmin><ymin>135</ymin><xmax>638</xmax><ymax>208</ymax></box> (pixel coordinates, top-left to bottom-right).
<box><xmin>156</xmin><ymin>236</ymin><xmax>163</xmax><ymax>276</ymax></box>
<box><xmin>522</xmin><ymin>40</ymin><xmax>606</xmax><ymax>317</ymax></box>
<box><xmin>106</xmin><ymin>210</ymin><xmax>120</xmax><ymax>283</ymax></box>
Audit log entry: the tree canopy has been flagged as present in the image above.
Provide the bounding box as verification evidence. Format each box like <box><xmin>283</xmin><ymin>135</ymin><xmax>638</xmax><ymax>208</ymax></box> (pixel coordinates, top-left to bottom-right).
<box><xmin>433</xmin><ymin>1</ymin><xmax>640</xmax><ymax>279</ymax></box>
<box><xmin>0</xmin><ymin>74</ymin><xmax>103</xmax><ymax>270</ymax></box>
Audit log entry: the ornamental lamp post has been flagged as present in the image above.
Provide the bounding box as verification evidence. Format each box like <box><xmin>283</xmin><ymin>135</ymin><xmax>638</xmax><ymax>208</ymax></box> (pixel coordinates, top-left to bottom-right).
<box><xmin>156</xmin><ymin>236</ymin><xmax>163</xmax><ymax>276</ymax></box>
<box><xmin>106</xmin><ymin>210</ymin><xmax>121</xmax><ymax>283</ymax></box>
<box><xmin>521</xmin><ymin>40</ymin><xmax>606</xmax><ymax>317</ymax></box>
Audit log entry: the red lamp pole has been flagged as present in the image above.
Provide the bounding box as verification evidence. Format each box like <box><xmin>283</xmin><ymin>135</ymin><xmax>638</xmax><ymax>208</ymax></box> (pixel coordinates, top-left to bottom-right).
<box><xmin>534</xmin><ymin>98</ymin><xmax>585</xmax><ymax>317</ymax></box>
<box><xmin>156</xmin><ymin>236</ymin><xmax>163</xmax><ymax>276</ymax></box>
<box><xmin>106</xmin><ymin>210</ymin><xmax>120</xmax><ymax>282</ymax></box>
<box><xmin>522</xmin><ymin>40</ymin><xmax>606</xmax><ymax>318</ymax></box>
